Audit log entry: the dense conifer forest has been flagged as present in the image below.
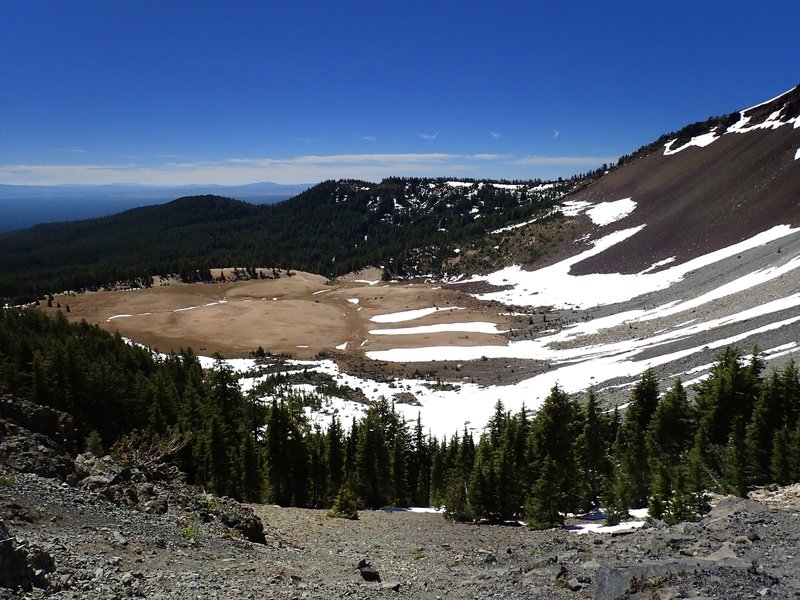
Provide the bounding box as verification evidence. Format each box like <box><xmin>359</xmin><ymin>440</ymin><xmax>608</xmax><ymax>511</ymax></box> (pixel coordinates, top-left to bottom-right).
<box><xmin>3</xmin><ymin>307</ymin><xmax>799</xmax><ymax>525</ymax></box>
<box><xmin>0</xmin><ymin>177</ymin><xmax>584</xmax><ymax>303</ymax></box>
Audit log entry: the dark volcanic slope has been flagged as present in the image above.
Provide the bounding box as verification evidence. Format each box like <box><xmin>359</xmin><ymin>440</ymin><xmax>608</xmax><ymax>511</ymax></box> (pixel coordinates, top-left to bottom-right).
<box><xmin>570</xmin><ymin>85</ymin><xmax>800</xmax><ymax>275</ymax></box>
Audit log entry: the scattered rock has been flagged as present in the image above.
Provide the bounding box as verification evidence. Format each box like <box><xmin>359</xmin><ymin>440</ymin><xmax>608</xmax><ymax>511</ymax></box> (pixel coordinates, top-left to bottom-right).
<box><xmin>566</xmin><ymin>576</ymin><xmax>582</xmax><ymax>591</ymax></box>
<box><xmin>380</xmin><ymin>580</ymin><xmax>401</xmax><ymax>591</ymax></box>
<box><xmin>357</xmin><ymin>559</ymin><xmax>381</xmax><ymax>582</ymax></box>
<box><xmin>3</xmin><ymin>396</ymin><xmax>800</xmax><ymax>599</ymax></box>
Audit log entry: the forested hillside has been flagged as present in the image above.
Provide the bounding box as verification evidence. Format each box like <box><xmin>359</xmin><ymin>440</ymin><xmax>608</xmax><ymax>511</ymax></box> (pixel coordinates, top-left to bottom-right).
<box><xmin>0</xmin><ymin>176</ymin><xmax>584</xmax><ymax>302</ymax></box>
<box><xmin>3</xmin><ymin>306</ymin><xmax>799</xmax><ymax>525</ymax></box>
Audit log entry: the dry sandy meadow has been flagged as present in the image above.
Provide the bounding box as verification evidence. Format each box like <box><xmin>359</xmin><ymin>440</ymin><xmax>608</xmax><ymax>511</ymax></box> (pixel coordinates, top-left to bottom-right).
<box><xmin>46</xmin><ymin>268</ymin><xmax>514</xmax><ymax>362</ymax></box>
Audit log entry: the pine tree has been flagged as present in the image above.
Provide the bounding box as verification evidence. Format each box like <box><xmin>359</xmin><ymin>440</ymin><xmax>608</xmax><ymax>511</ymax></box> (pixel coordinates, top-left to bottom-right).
<box><xmin>356</xmin><ymin>399</ymin><xmax>392</xmax><ymax>508</ymax></box>
<box><xmin>265</xmin><ymin>400</ymin><xmax>291</xmax><ymax>505</ymax></box>
<box><xmin>613</xmin><ymin>369</ymin><xmax>660</xmax><ymax>508</ymax></box>
<box><xmin>603</xmin><ymin>463</ymin><xmax>631</xmax><ymax>526</ymax></box>
<box><xmin>287</xmin><ymin>405</ymin><xmax>310</xmax><ymax>506</ymax></box>
<box><xmin>770</xmin><ymin>428</ymin><xmax>790</xmax><ymax>485</ymax></box>
<box><xmin>686</xmin><ymin>430</ymin><xmax>711</xmax><ymax>516</ymax></box>
<box><xmin>391</xmin><ymin>426</ymin><xmax>409</xmax><ymax>506</ymax></box>
<box><xmin>495</xmin><ymin>430</ymin><xmax>521</xmax><ymax>521</ymax></box>
<box><xmin>781</xmin><ymin>360</ymin><xmax>800</xmax><ymax>429</ymax></box>
<box><xmin>308</xmin><ymin>425</ymin><xmax>328</xmax><ymax>508</ymax></box>
<box><xmin>525</xmin><ymin>459</ymin><xmax>562</xmax><ymax>528</ymax></box>
<box><xmin>646</xmin><ymin>379</ymin><xmax>694</xmax><ymax>513</ymax></box>
<box><xmin>723</xmin><ymin>417</ymin><xmax>747</xmax><ymax>497</ymax></box>
<box><xmin>745</xmin><ymin>371</ymin><xmax>781</xmax><ymax>485</ymax></box>
<box><xmin>84</xmin><ymin>429</ymin><xmax>105</xmax><ymax>456</ymax></box>
<box><xmin>467</xmin><ymin>442</ymin><xmax>495</xmax><ymax>521</ymax></box>
<box><xmin>429</xmin><ymin>438</ymin><xmax>446</xmax><ymax>507</ymax></box>
<box><xmin>239</xmin><ymin>429</ymin><xmax>262</xmax><ymax>502</ymax></box>
<box><xmin>576</xmin><ymin>389</ymin><xmax>608</xmax><ymax>508</ymax></box>
<box><xmin>207</xmin><ymin>414</ymin><xmax>230</xmax><ymax>497</ymax></box>
<box><xmin>665</xmin><ymin>466</ymin><xmax>695</xmax><ymax>524</ymax></box>
<box><xmin>328</xmin><ymin>484</ymin><xmax>359</xmax><ymax>520</ymax></box>
<box><xmin>695</xmin><ymin>347</ymin><xmax>761</xmax><ymax>450</ymax></box>
<box><xmin>326</xmin><ymin>416</ymin><xmax>344</xmax><ymax>503</ymax></box>
<box><xmin>525</xmin><ymin>385</ymin><xmax>582</xmax><ymax>527</ymax></box>
<box><xmin>789</xmin><ymin>421</ymin><xmax>800</xmax><ymax>481</ymax></box>
<box><xmin>648</xmin><ymin>460</ymin><xmax>669</xmax><ymax>520</ymax></box>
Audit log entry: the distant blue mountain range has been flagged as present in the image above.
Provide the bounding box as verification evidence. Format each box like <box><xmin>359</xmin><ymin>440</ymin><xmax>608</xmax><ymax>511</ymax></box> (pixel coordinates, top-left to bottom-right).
<box><xmin>0</xmin><ymin>182</ymin><xmax>313</xmax><ymax>232</ymax></box>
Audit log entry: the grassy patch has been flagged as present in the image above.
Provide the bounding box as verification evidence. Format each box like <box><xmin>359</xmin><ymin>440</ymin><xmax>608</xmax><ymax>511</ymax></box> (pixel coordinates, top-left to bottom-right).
<box><xmin>410</xmin><ymin>548</ymin><xmax>426</xmax><ymax>560</ymax></box>
<box><xmin>180</xmin><ymin>526</ymin><xmax>202</xmax><ymax>541</ymax></box>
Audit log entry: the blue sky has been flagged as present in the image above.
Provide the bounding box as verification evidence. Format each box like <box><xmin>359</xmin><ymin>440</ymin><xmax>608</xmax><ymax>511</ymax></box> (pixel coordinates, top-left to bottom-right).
<box><xmin>1</xmin><ymin>1</ymin><xmax>798</xmax><ymax>186</ymax></box>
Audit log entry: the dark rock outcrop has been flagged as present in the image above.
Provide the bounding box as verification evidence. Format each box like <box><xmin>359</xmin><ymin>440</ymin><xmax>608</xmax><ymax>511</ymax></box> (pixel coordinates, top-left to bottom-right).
<box><xmin>0</xmin><ymin>520</ymin><xmax>54</xmax><ymax>591</ymax></box>
<box><xmin>0</xmin><ymin>420</ymin><xmax>79</xmax><ymax>483</ymax></box>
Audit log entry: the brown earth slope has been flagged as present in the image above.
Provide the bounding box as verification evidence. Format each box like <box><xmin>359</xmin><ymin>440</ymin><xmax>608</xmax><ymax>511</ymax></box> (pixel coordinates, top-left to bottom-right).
<box><xmin>570</xmin><ymin>89</ymin><xmax>800</xmax><ymax>275</ymax></box>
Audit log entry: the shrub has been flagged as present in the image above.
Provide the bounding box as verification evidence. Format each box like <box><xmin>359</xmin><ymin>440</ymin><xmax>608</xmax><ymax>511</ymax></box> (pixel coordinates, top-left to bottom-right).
<box><xmin>327</xmin><ymin>485</ymin><xmax>359</xmax><ymax>520</ymax></box>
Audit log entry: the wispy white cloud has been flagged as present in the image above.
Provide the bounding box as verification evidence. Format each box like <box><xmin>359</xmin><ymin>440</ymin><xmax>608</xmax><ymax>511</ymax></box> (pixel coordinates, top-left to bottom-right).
<box><xmin>489</xmin><ymin>132</ymin><xmax>502</xmax><ymax>139</ymax></box>
<box><xmin>157</xmin><ymin>153</ymin><xmax>183</xmax><ymax>159</ymax></box>
<box><xmin>53</xmin><ymin>147</ymin><xmax>89</xmax><ymax>154</ymax></box>
<box><xmin>0</xmin><ymin>152</ymin><xmax>614</xmax><ymax>186</ymax></box>
<box><xmin>417</xmin><ymin>132</ymin><xmax>439</xmax><ymax>140</ymax></box>
<box><xmin>471</xmin><ymin>153</ymin><xmax>513</xmax><ymax>160</ymax></box>
<box><xmin>513</xmin><ymin>155</ymin><xmax>615</xmax><ymax>166</ymax></box>
<box><xmin>358</xmin><ymin>135</ymin><xmax>377</xmax><ymax>141</ymax></box>
<box><xmin>225</xmin><ymin>153</ymin><xmax>456</xmax><ymax>166</ymax></box>
<box><xmin>553</xmin><ymin>129</ymin><xmax>560</xmax><ymax>139</ymax></box>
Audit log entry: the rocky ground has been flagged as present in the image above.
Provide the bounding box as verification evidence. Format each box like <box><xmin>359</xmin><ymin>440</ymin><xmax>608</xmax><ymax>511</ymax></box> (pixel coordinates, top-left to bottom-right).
<box><xmin>3</xmin><ymin>401</ymin><xmax>800</xmax><ymax>599</ymax></box>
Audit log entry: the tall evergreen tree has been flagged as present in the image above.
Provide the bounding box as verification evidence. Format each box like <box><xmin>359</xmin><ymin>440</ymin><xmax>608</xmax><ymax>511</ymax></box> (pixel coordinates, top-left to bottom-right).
<box><xmin>575</xmin><ymin>389</ymin><xmax>609</xmax><ymax>508</ymax></box>
<box><xmin>646</xmin><ymin>379</ymin><xmax>694</xmax><ymax>514</ymax></box>
<box><xmin>695</xmin><ymin>347</ymin><xmax>762</xmax><ymax>449</ymax></box>
<box><xmin>771</xmin><ymin>428</ymin><xmax>791</xmax><ymax>486</ymax></box>
<box><xmin>326</xmin><ymin>416</ymin><xmax>345</xmax><ymax>503</ymax></box>
<box><xmin>525</xmin><ymin>385</ymin><xmax>582</xmax><ymax>528</ymax></box>
<box><xmin>356</xmin><ymin>399</ymin><xmax>392</xmax><ymax>508</ymax></box>
<box><xmin>612</xmin><ymin>369</ymin><xmax>660</xmax><ymax>508</ymax></box>
<box><xmin>745</xmin><ymin>371</ymin><xmax>782</xmax><ymax>485</ymax></box>
<box><xmin>723</xmin><ymin>417</ymin><xmax>748</xmax><ymax>497</ymax></box>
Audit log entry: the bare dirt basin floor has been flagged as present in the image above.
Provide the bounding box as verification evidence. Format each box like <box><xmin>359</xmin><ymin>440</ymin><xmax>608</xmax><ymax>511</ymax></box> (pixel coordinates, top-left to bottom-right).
<box><xmin>45</xmin><ymin>269</ymin><xmax>515</xmax><ymax>364</ymax></box>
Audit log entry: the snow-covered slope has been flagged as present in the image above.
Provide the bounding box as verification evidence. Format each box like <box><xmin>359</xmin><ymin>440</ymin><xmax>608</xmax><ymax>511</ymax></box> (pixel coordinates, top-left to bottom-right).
<box><xmin>202</xmin><ymin>84</ymin><xmax>800</xmax><ymax>437</ymax></box>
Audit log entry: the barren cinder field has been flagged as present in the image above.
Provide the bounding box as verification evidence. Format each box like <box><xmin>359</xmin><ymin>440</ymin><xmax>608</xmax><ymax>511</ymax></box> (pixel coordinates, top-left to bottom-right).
<box><xmin>47</xmin><ymin>268</ymin><xmax>511</xmax><ymax>360</ymax></box>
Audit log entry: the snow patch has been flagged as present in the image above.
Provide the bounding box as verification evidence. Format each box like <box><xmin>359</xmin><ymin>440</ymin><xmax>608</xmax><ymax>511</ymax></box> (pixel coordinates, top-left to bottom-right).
<box><xmin>468</xmin><ymin>224</ymin><xmax>799</xmax><ymax>310</ymax></box>
<box><xmin>639</xmin><ymin>257</ymin><xmax>676</xmax><ymax>274</ymax></box>
<box><xmin>446</xmin><ymin>181</ymin><xmax>473</xmax><ymax>188</ymax></box>
<box><xmin>369</xmin><ymin>322</ymin><xmax>505</xmax><ymax>336</ymax></box>
<box><xmin>586</xmin><ymin>198</ymin><xmax>636</xmax><ymax>226</ymax></box>
<box><xmin>370</xmin><ymin>306</ymin><xmax>464</xmax><ymax>323</ymax></box>
<box><xmin>347</xmin><ymin>298</ymin><xmax>360</xmax><ymax>304</ymax></box>
<box><xmin>665</xmin><ymin>87</ymin><xmax>800</xmax><ymax>156</ymax></box>
<box><xmin>664</xmin><ymin>130</ymin><xmax>720</xmax><ymax>155</ymax></box>
<box><xmin>560</xmin><ymin>200</ymin><xmax>592</xmax><ymax>217</ymax></box>
<box><xmin>336</xmin><ymin>342</ymin><xmax>348</xmax><ymax>350</ymax></box>
<box><xmin>567</xmin><ymin>507</ymin><xmax>648</xmax><ymax>534</ymax></box>
<box><xmin>491</xmin><ymin>217</ymin><xmax>539</xmax><ymax>234</ymax></box>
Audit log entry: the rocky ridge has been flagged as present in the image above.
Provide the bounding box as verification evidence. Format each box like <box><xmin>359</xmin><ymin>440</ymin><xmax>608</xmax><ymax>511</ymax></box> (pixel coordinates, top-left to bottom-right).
<box><xmin>3</xmin><ymin>398</ymin><xmax>800</xmax><ymax>598</ymax></box>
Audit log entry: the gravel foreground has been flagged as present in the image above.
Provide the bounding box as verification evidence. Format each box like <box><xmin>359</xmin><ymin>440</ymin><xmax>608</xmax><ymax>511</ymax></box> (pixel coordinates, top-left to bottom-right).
<box><xmin>3</xmin><ymin>469</ymin><xmax>800</xmax><ymax>600</ymax></box>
